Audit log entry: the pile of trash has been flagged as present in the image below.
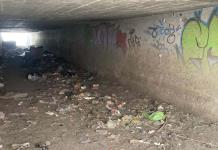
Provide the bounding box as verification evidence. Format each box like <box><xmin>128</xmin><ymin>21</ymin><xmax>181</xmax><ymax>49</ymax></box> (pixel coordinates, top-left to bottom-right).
<box><xmin>21</xmin><ymin>46</ymin><xmax>77</xmax><ymax>82</ymax></box>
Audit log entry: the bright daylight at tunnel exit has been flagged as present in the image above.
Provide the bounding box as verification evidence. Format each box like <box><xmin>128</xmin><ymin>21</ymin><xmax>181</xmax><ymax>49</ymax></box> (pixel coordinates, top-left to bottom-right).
<box><xmin>1</xmin><ymin>1</ymin><xmax>218</xmax><ymax>150</ymax></box>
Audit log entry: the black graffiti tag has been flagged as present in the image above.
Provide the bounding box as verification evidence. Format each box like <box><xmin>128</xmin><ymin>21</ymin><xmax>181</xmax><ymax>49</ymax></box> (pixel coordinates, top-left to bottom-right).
<box><xmin>148</xmin><ymin>23</ymin><xmax>181</xmax><ymax>44</ymax></box>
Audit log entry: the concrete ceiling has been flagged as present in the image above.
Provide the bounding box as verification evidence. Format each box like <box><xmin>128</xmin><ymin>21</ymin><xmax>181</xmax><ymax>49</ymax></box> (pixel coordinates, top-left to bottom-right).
<box><xmin>0</xmin><ymin>0</ymin><xmax>218</xmax><ymax>30</ymax></box>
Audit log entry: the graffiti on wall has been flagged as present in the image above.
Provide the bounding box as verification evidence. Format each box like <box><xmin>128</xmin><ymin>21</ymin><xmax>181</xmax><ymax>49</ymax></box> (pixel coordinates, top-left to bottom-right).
<box><xmin>85</xmin><ymin>23</ymin><xmax>145</xmax><ymax>53</ymax></box>
<box><xmin>92</xmin><ymin>23</ymin><xmax>117</xmax><ymax>49</ymax></box>
<box><xmin>148</xmin><ymin>19</ymin><xmax>181</xmax><ymax>44</ymax></box>
<box><xmin>147</xmin><ymin>18</ymin><xmax>182</xmax><ymax>53</ymax></box>
<box><xmin>116</xmin><ymin>29</ymin><xmax>128</xmax><ymax>53</ymax></box>
<box><xmin>86</xmin><ymin>23</ymin><xmax>128</xmax><ymax>54</ymax></box>
<box><xmin>182</xmin><ymin>7</ymin><xmax>218</xmax><ymax>70</ymax></box>
<box><xmin>128</xmin><ymin>28</ymin><xmax>141</xmax><ymax>49</ymax></box>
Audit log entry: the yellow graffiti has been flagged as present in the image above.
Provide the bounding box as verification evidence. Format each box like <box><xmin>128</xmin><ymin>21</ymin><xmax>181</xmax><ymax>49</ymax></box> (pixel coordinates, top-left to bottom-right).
<box><xmin>182</xmin><ymin>10</ymin><xmax>218</xmax><ymax>71</ymax></box>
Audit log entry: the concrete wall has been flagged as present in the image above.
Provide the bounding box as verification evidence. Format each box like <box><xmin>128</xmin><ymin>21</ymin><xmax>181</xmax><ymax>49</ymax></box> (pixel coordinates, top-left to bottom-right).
<box><xmin>37</xmin><ymin>6</ymin><xmax>218</xmax><ymax>121</ymax></box>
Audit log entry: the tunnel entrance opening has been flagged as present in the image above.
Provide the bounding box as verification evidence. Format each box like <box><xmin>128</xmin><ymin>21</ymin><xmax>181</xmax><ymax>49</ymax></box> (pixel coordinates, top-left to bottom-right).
<box><xmin>1</xmin><ymin>32</ymin><xmax>33</xmax><ymax>48</ymax></box>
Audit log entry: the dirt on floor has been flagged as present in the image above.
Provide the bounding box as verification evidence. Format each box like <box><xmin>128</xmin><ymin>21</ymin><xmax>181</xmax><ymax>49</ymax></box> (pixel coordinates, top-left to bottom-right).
<box><xmin>0</xmin><ymin>49</ymin><xmax>218</xmax><ymax>150</ymax></box>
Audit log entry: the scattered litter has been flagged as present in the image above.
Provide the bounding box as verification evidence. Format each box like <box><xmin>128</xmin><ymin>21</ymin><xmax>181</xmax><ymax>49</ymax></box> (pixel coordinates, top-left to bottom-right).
<box><xmin>28</xmin><ymin>74</ymin><xmax>40</xmax><ymax>81</ymax></box>
<box><xmin>92</xmin><ymin>84</ymin><xmax>99</xmax><ymax>90</ymax></box>
<box><xmin>80</xmin><ymin>137</ymin><xmax>91</xmax><ymax>144</ymax></box>
<box><xmin>148</xmin><ymin>130</ymin><xmax>155</xmax><ymax>134</ymax></box>
<box><xmin>18</xmin><ymin>101</ymin><xmax>23</xmax><ymax>106</ymax></box>
<box><xmin>81</xmin><ymin>85</ymin><xmax>87</xmax><ymax>90</ymax></box>
<box><xmin>59</xmin><ymin>89</ymin><xmax>71</xmax><ymax>95</ymax></box>
<box><xmin>157</xmin><ymin>105</ymin><xmax>164</xmax><ymax>111</ymax></box>
<box><xmin>144</xmin><ymin>111</ymin><xmax>166</xmax><ymax>121</ymax></box>
<box><xmin>154</xmin><ymin>142</ymin><xmax>161</xmax><ymax>146</ymax></box>
<box><xmin>130</xmin><ymin>139</ymin><xmax>148</xmax><ymax>144</ymax></box>
<box><xmin>56</xmin><ymin>105</ymin><xmax>72</xmax><ymax>114</ymax></box>
<box><xmin>20</xmin><ymin>120</ymin><xmax>37</xmax><ymax>132</ymax></box>
<box><xmin>45</xmin><ymin>111</ymin><xmax>58</xmax><ymax>117</ymax></box>
<box><xmin>35</xmin><ymin>141</ymin><xmax>51</xmax><ymax>150</ymax></box>
<box><xmin>11</xmin><ymin>142</ymin><xmax>30</xmax><ymax>150</ymax></box>
<box><xmin>84</xmin><ymin>96</ymin><xmax>95</xmax><ymax>100</ymax></box>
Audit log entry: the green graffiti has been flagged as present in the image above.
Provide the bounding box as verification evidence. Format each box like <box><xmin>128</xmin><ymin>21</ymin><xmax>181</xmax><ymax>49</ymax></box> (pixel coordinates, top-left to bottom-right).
<box><xmin>182</xmin><ymin>10</ymin><xmax>218</xmax><ymax>71</ymax></box>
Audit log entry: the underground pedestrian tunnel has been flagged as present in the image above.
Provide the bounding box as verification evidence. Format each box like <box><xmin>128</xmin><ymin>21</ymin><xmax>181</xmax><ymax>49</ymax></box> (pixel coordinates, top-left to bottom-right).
<box><xmin>1</xmin><ymin>0</ymin><xmax>218</xmax><ymax>149</ymax></box>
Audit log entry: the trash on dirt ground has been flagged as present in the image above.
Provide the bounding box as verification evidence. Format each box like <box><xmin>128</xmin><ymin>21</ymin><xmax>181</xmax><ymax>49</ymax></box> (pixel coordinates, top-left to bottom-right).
<box><xmin>59</xmin><ymin>89</ymin><xmax>71</xmax><ymax>95</ymax></box>
<box><xmin>11</xmin><ymin>142</ymin><xmax>30</xmax><ymax>150</ymax></box>
<box><xmin>28</xmin><ymin>74</ymin><xmax>41</xmax><ymax>81</ymax></box>
<box><xmin>0</xmin><ymin>144</ymin><xmax>3</xmax><ymax>149</ymax></box>
<box><xmin>148</xmin><ymin>130</ymin><xmax>156</xmax><ymax>134</ymax></box>
<box><xmin>129</xmin><ymin>139</ymin><xmax>148</xmax><ymax>144</ymax></box>
<box><xmin>18</xmin><ymin>101</ymin><xmax>23</xmax><ymax>106</ymax></box>
<box><xmin>35</xmin><ymin>141</ymin><xmax>51</xmax><ymax>150</ymax></box>
<box><xmin>20</xmin><ymin>120</ymin><xmax>37</xmax><ymax>132</ymax></box>
<box><xmin>157</xmin><ymin>105</ymin><xmax>164</xmax><ymax>111</ymax></box>
<box><xmin>80</xmin><ymin>137</ymin><xmax>92</xmax><ymax>144</ymax></box>
<box><xmin>56</xmin><ymin>105</ymin><xmax>72</xmax><ymax>114</ymax></box>
<box><xmin>0</xmin><ymin>112</ymin><xmax>5</xmax><ymax>120</ymax></box>
<box><xmin>84</xmin><ymin>96</ymin><xmax>95</xmax><ymax>100</ymax></box>
<box><xmin>92</xmin><ymin>84</ymin><xmax>99</xmax><ymax>90</ymax></box>
<box><xmin>45</xmin><ymin>111</ymin><xmax>58</xmax><ymax>117</ymax></box>
<box><xmin>81</xmin><ymin>85</ymin><xmax>87</xmax><ymax>90</ymax></box>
